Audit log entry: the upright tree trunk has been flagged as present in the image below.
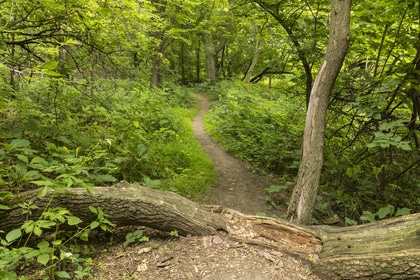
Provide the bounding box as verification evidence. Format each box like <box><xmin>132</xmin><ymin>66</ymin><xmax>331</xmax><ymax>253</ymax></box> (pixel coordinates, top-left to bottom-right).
<box><xmin>202</xmin><ymin>24</ymin><xmax>231</xmax><ymax>82</ymax></box>
<box><xmin>286</xmin><ymin>0</ymin><xmax>351</xmax><ymax>225</ymax></box>
<box><xmin>204</xmin><ymin>39</ymin><xmax>218</xmax><ymax>81</ymax></box>
<box><xmin>196</xmin><ymin>40</ymin><xmax>201</xmax><ymax>83</ymax></box>
<box><xmin>407</xmin><ymin>32</ymin><xmax>420</xmax><ymax>147</ymax></box>
<box><xmin>245</xmin><ymin>38</ymin><xmax>263</xmax><ymax>84</ymax></box>
<box><xmin>150</xmin><ymin>54</ymin><xmax>162</xmax><ymax>88</ymax></box>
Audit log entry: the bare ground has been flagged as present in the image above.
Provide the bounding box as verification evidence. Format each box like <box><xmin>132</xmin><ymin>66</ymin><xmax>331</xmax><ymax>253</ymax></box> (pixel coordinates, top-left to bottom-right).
<box><xmin>90</xmin><ymin>93</ymin><xmax>321</xmax><ymax>280</ymax></box>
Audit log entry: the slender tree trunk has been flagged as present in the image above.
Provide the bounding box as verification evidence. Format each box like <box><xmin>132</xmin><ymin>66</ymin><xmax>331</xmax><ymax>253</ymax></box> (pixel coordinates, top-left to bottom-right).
<box><xmin>150</xmin><ymin>53</ymin><xmax>162</xmax><ymax>88</ymax></box>
<box><xmin>245</xmin><ymin>38</ymin><xmax>263</xmax><ymax>84</ymax></box>
<box><xmin>286</xmin><ymin>0</ymin><xmax>351</xmax><ymax>225</ymax></box>
<box><xmin>204</xmin><ymin>41</ymin><xmax>217</xmax><ymax>81</ymax></box>
<box><xmin>196</xmin><ymin>40</ymin><xmax>201</xmax><ymax>83</ymax></box>
<box><xmin>202</xmin><ymin>24</ymin><xmax>231</xmax><ymax>82</ymax></box>
<box><xmin>407</xmin><ymin>32</ymin><xmax>420</xmax><ymax>147</ymax></box>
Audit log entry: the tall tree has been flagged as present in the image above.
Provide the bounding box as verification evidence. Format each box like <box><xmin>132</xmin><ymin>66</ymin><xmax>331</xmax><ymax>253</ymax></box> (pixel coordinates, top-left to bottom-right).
<box><xmin>254</xmin><ymin>0</ymin><xmax>330</xmax><ymax>106</ymax></box>
<box><xmin>286</xmin><ymin>0</ymin><xmax>351</xmax><ymax>224</ymax></box>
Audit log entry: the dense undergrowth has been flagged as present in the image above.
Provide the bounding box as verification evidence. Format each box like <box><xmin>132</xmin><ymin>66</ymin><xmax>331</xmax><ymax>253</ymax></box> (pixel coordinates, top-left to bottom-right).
<box><xmin>0</xmin><ymin>77</ymin><xmax>217</xmax><ymax>198</ymax></box>
<box><xmin>200</xmin><ymin>81</ymin><xmax>305</xmax><ymax>176</ymax></box>
<box><xmin>0</xmin><ymin>76</ymin><xmax>217</xmax><ymax>279</ymax></box>
<box><xmin>199</xmin><ymin>80</ymin><xmax>419</xmax><ymax>225</ymax></box>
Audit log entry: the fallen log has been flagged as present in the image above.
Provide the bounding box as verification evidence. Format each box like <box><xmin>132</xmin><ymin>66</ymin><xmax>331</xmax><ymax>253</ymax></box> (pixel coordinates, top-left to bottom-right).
<box><xmin>1</xmin><ymin>182</ymin><xmax>419</xmax><ymax>279</ymax></box>
<box><xmin>0</xmin><ymin>181</ymin><xmax>226</xmax><ymax>236</ymax></box>
<box><xmin>311</xmin><ymin>214</ymin><xmax>420</xmax><ymax>279</ymax></box>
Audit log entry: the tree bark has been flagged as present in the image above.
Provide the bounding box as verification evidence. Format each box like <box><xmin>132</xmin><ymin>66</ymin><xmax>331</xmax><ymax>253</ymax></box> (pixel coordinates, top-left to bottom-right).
<box><xmin>1</xmin><ymin>181</ymin><xmax>225</xmax><ymax>237</ymax></box>
<box><xmin>245</xmin><ymin>38</ymin><xmax>263</xmax><ymax>84</ymax></box>
<box><xmin>286</xmin><ymin>0</ymin><xmax>351</xmax><ymax>225</ymax></box>
<box><xmin>312</xmin><ymin>213</ymin><xmax>420</xmax><ymax>279</ymax></box>
<box><xmin>150</xmin><ymin>53</ymin><xmax>163</xmax><ymax>88</ymax></box>
<box><xmin>202</xmin><ymin>24</ymin><xmax>231</xmax><ymax>81</ymax></box>
<box><xmin>1</xmin><ymin>183</ymin><xmax>420</xmax><ymax>279</ymax></box>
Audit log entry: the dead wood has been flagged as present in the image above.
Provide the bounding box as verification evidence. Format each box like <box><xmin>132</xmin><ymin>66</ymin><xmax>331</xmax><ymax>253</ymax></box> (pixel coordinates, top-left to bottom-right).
<box><xmin>1</xmin><ymin>182</ymin><xmax>419</xmax><ymax>279</ymax></box>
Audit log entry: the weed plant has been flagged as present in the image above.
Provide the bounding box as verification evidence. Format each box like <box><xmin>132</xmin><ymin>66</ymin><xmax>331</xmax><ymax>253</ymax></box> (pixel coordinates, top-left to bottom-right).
<box><xmin>0</xmin><ymin>76</ymin><xmax>217</xmax><ymax>278</ymax></box>
<box><xmin>202</xmin><ymin>80</ymin><xmax>305</xmax><ymax>175</ymax></box>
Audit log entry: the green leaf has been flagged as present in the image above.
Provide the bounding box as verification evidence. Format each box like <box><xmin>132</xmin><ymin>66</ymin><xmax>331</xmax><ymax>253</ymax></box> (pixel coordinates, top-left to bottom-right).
<box><xmin>135</xmin><ymin>144</ymin><xmax>148</xmax><ymax>158</ymax></box>
<box><xmin>51</xmin><ymin>239</ymin><xmax>62</xmax><ymax>246</ymax></box>
<box><xmin>31</xmin><ymin>180</ymin><xmax>56</xmax><ymax>187</ymax></box>
<box><xmin>30</xmin><ymin>156</ymin><xmax>48</xmax><ymax>168</ymax></box>
<box><xmin>43</xmin><ymin>61</ymin><xmax>59</xmax><ymax>70</ymax></box>
<box><xmin>37</xmin><ymin>186</ymin><xmax>49</xmax><ymax>198</ymax></box>
<box><xmin>67</xmin><ymin>216</ymin><xmax>82</xmax><ymax>226</ymax></box>
<box><xmin>395</xmin><ymin>207</ymin><xmax>411</xmax><ymax>217</ymax></box>
<box><xmin>89</xmin><ymin>206</ymin><xmax>97</xmax><ymax>214</ymax></box>
<box><xmin>10</xmin><ymin>139</ymin><xmax>30</xmax><ymax>148</ymax></box>
<box><xmin>0</xmin><ymin>191</ymin><xmax>12</xmax><ymax>198</ymax></box>
<box><xmin>345</xmin><ymin>217</ymin><xmax>358</xmax><ymax>226</ymax></box>
<box><xmin>44</xmin><ymin>70</ymin><xmax>63</xmax><ymax>77</ymax></box>
<box><xmin>90</xmin><ymin>221</ymin><xmax>100</xmax><ymax>229</ymax></box>
<box><xmin>33</xmin><ymin>226</ymin><xmax>43</xmax><ymax>237</ymax></box>
<box><xmin>25</xmin><ymin>249</ymin><xmax>41</xmax><ymax>259</ymax></box>
<box><xmin>266</xmin><ymin>185</ymin><xmax>288</xmax><ymax>193</ymax></box>
<box><xmin>37</xmin><ymin>253</ymin><xmax>50</xmax><ymax>266</ymax></box>
<box><xmin>0</xmin><ymin>204</ymin><xmax>10</xmax><ymax>210</ymax></box>
<box><xmin>360</xmin><ymin>211</ymin><xmax>376</xmax><ymax>223</ymax></box>
<box><xmin>56</xmin><ymin>271</ymin><xmax>71</xmax><ymax>279</ymax></box>
<box><xmin>6</xmin><ymin>229</ymin><xmax>22</xmax><ymax>243</ymax></box>
<box><xmin>377</xmin><ymin>205</ymin><xmax>394</xmax><ymax>219</ymax></box>
<box><xmin>37</xmin><ymin>241</ymin><xmax>50</xmax><ymax>249</ymax></box>
<box><xmin>37</xmin><ymin>220</ymin><xmax>56</xmax><ymax>229</ymax></box>
<box><xmin>22</xmin><ymin>220</ymin><xmax>35</xmax><ymax>234</ymax></box>
<box><xmin>17</xmin><ymin>154</ymin><xmax>29</xmax><ymax>163</ymax></box>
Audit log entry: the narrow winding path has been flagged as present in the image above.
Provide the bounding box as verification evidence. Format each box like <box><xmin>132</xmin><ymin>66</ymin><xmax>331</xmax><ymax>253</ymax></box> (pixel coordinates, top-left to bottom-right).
<box><xmin>90</xmin><ymin>93</ymin><xmax>319</xmax><ymax>280</ymax></box>
<box><xmin>192</xmin><ymin>93</ymin><xmax>281</xmax><ymax>216</ymax></box>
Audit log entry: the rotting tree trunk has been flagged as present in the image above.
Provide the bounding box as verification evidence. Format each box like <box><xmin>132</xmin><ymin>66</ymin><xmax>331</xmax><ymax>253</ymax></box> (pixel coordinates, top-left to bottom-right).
<box><xmin>1</xmin><ymin>183</ymin><xmax>420</xmax><ymax>279</ymax></box>
<box><xmin>1</xmin><ymin>181</ymin><xmax>225</xmax><ymax>237</ymax></box>
<box><xmin>286</xmin><ymin>0</ymin><xmax>351</xmax><ymax>225</ymax></box>
<box><xmin>312</xmin><ymin>214</ymin><xmax>420</xmax><ymax>279</ymax></box>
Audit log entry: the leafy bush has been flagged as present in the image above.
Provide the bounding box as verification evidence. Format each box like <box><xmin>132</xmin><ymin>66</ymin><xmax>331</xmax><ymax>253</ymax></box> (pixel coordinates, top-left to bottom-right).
<box><xmin>202</xmin><ymin>81</ymin><xmax>305</xmax><ymax>174</ymax></box>
<box><xmin>199</xmin><ymin>79</ymin><xmax>419</xmax><ymax>225</ymax></box>
<box><xmin>0</xmin><ymin>76</ymin><xmax>217</xmax><ymax>277</ymax></box>
<box><xmin>0</xmin><ymin>77</ymin><xmax>216</xmax><ymax>198</ymax></box>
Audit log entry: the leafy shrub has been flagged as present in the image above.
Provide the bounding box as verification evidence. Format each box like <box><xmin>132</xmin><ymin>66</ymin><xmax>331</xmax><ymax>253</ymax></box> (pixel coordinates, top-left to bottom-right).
<box><xmin>0</xmin><ymin>78</ymin><xmax>216</xmax><ymax>198</ymax></box>
<box><xmin>203</xmin><ymin>81</ymin><xmax>305</xmax><ymax>174</ymax></box>
<box><xmin>1</xmin><ymin>76</ymin><xmax>217</xmax><ymax>278</ymax></box>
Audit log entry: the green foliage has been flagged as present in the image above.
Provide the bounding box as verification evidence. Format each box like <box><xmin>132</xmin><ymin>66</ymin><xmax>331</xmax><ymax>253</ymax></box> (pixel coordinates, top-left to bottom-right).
<box><xmin>266</xmin><ymin>185</ymin><xmax>288</xmax><ymax>193</ymax></box>
<box><xmin>359</xmin><ymin>205</ymin><xmax>411</xmax><ymax>223</ymax></box>
<box><xmin>169</xmin><ymin>230</ymin><xmax>179</xmax><ymax>238</ymax></box>
<box><xmin>125</xmin><ymin>230</ymin><xmax>148</xmax><ymax>245</ymax></box>
<box><xmin>0</xmin><ymin>75</ymin><xmax>216</xmax><ymax>278</ymax></box>
<box><xmin>203</xmin><ymin>81</ymin><xmax>305</xmax><ymax>174</ymax></box>
<box><xmin>0</xmin><ymin>202</ymin><xmax>111</xmax><ymax>279</ymax></box>
<box><xmin>0</xmin><ymin>79</ymin><xmax>216</xmax><ymax>198</ymax></box>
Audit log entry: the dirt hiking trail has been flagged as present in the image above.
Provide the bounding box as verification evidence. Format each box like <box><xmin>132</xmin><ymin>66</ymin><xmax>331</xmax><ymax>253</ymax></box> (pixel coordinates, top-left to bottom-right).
<box><xmin>89</xmin><ymin>93</ymin><xmax>320</xmax><ymax>280</ymax></box>
<box><xmin>193</xmin><ymin>93</ymin><xmax>281</xmax><ymax>216</ymax></box>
